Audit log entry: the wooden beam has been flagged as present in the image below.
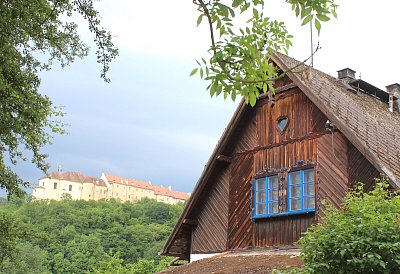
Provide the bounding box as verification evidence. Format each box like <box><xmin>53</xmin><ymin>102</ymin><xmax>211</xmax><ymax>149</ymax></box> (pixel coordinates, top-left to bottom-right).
<box><xmin>183</xmin><ymin>219</ymin><xmax>198</xmax><ymax>226</ymax></box>
<box><xmin>258</xmin><ymin>82</ymin><xmax>297</xmax><ymax>99</ymax></box>
<box><xmin>216</xmin><ymin>154</ymin><xmax>232</xmax><ymax>163</ymax></box>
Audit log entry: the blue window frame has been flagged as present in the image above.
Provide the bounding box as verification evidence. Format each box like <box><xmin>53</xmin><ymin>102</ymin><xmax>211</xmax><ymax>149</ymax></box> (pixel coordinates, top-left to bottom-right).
<box><xmin>288</xmin><ymin>169</ymin><xmax>315</xmax><ymax>213</ymax></box>
<box><xmin>253</xmin><ymin>168</ymin><xmax>315</xmax><ymax>219</ymax></box>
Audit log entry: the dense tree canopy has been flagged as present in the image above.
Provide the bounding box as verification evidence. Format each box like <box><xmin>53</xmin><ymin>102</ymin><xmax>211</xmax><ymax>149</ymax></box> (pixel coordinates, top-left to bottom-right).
<box><xmin>0</xmin><ymin>0</ymin><xmax>117</xmax><ymax>196</ymax></box>
<box><xmin>0</xmin><ymin>198</ymin><xmax>182</xmax><ymax>273</ymax></box>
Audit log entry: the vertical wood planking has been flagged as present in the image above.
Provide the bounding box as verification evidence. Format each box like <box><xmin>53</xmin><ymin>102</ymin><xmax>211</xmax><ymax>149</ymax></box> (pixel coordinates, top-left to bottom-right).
<box><xmin>257</xmin><ymin>90</ymin><xmax>327</xmax><ymax>148</ymax></box>
<box><xmin>228</xmin><ymin>88</ymin><xmax>326</xmax><ymax>249</ymax></box>
<box><xmin>252</xmin><ymin>140</ymin><xmax>317</xmax><ymax>247</ymax></box>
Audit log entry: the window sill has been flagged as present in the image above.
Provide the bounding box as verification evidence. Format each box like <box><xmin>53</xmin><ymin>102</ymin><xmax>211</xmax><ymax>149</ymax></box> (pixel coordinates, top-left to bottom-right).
<box><xmin>251</xmin><ymin>209</ymin><xmax>315</xmax><ymax>220</ymax></box>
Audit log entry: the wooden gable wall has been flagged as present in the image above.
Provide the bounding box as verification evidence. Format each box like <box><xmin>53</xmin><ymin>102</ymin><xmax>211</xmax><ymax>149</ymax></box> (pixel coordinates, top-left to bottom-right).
<box><xmin>189</xmin><ymin>77</ymin><xmax>381</xmax><ymax>254</ymax></box>
<box><xmin>191</xmin><ymin>167</ymin><xmax>229</xmax><ymax>254</ymax></box>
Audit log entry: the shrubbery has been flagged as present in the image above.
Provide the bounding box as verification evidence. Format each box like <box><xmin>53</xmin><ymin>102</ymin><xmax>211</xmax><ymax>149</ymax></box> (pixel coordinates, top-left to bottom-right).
<box><xmin>299</xmin><ymin>180</ymin><xmax>400</xmax><ymax>273</ymax></box>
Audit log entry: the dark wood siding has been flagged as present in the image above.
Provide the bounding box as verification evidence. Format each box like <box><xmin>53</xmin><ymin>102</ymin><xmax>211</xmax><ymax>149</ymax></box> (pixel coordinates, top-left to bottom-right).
<box><xmin>254</xmin><ymin>214</ymin><xmax>315</xmax><ymax>247</ymax></box>
<box><xmin>317</xmin><ymin>132</ymin><xmax>349</xmax><ymax>217</ymax></box>
<box><xmin>228</xmin><ymin>153</ymin><xmax>254</xmax><ymax>249</ymax></box>
<box><xmin>252</xmin><ymin>139</ymin><xmax>318</xmax><ymax>247</ymax></box>
<box><xmin>257</xmin><ymin>90</ymin><xmax>326</xmax><ymax>148</ymax></box>
<box><xmin>228</xmin><ymin>88</ymin><xmax>327</xmax><ymax>249</ymax></box>
<box><xmin>191</xmin><ymin>167</ymin><xmax>230</xmax><ymax>253</ymax></box>
<box><xmin>348</xmin><ymin>143</ymin><xmax>380</xmax><ymax>191</ymax></box>
<box><xmin>166</xmin><ymin>225</ymin><xmax>192</xmax><ymax>259</ymax></box>
<box><xmin>232</xmin><ymin>108</ymin><xmax>258</xmax><ymax>155</ymax></box>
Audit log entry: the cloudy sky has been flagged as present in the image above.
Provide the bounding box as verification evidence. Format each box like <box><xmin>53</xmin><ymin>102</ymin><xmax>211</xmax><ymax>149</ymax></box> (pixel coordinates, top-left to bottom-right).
<box><xmin>7</xmin><ymin>0</ymin><xmax>400</xmax><ymax>195</ymax></box>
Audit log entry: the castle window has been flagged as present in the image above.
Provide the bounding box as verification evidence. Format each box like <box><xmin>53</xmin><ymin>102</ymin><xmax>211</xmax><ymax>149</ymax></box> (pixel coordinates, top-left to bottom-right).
<box><xmin>253</xmin><ymin>168</ymin><xmax>315</xmax><ymax>218</ymax></box>
<box><xmin>53</xmin><ymin>182</ymin><xmax>57</xmax><ymax>190</ymax></box>
<box><xmin>69</xmin><ymin>185</ymin><xmax>72</xmax><ymax>191</ymax></box>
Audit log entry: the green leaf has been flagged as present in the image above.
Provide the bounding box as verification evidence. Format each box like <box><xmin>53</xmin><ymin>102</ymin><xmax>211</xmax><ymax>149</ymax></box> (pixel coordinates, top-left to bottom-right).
<box><xmin>197</xmin><ymin>15</ymin><xmax>203</xmax><ymax>26</ymax></box>
<box><xmin>249</xmin><ymin>92</ymin><xmax>257</xmax><ymax>106</ymax></box>
<box><xmin>314</xmin><ymin>19</ymin><xmax>321</xmax><ymax>35</ymax></box>
<box><xmin>231</xmin><ymin>91</ymin><xmax>237</xmax><ymax>101</ymax></box>
<box><xmin>232</xmin><ymin>0</ymin><xmax>243</xmax><ymax>8</ymax></box>
<box><xmin>295</xmin><ymin>5</ymin><xmax>300</xmax><ymax>17</ymax></box>
<box><xmin>228</xmin><ymin>7</ymin><xmax>235</xmax><ymax>17</ymax></box>
<box><xmin>301</xmin><ymin>14</ymin><xmax>313</xmax><ymax>26</ymax></box>
<box><xmin>332</xmin><ymin>9</ymin><xmax>338</xmax><ymax>19</ymax></box>
<box><xmin>316</xmin><ymin>14</ymin><xmax>330</xmax><ymax>22</ymax></box>
<box><xmin>189</xmin><ymin>68</ymin><xmax>198</xmax><ymax>76</ymax></box>
<box><xmin>253</xmin><ymin>8</ymin><xmax>259</xmax><ymax>18</ymax></box>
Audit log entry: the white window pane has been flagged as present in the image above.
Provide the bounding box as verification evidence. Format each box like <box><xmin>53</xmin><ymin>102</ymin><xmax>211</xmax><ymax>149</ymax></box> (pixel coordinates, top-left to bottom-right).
<box><xmin>256</xmin><ymin>191</ymin><xmax>266</xmax><ymax>203</ymax></box>
<box><xmin>305</xmin><ymin>197</ymin><xmax>315</xmax><ymax>209</ymax></box>
<box><xmin>304</xmin><ymin>169</ymin><xmax>314</xmax><ymax>183</ymax></box>
<box><xmin>268</xmin><ymin>202</ymin><xmax>279</xmax><ymax>213</ymax></box>
<box><xmin>304</xmin><ymin>183</ymin><xmax>315</xmax><ymax>196</ymax></box>
<box><xmin>290</xmin><ymin>185</ymin><xmax>301</xmax><ymax>197</ymax></box>
<box><xmin>269</xmin><ymin>175</ymin><xmax>279</xmax><ymax>189</ymax></box>
<box><xmin>269</xmin><ymin>189</ymin><xmax>279</xmax><ymax>201</ymax></box>
<box><xmin>290</xmin><ymin>171</ymin><xmax>301</xmax><ymax>184</ymax></box>
<box><xmin>290</xmin><ymin>199</ymin><xmax>301</xmax><ymax>210</ymax></box>
<box><xmin>256</xmin><ymin>203</ymin><xmax>266</xmax><ymax>215</ymax></box>
<box><xmin>256</xmin><ymin>178</ymin><xmax>266</xmax><ymax>191</ymax></box>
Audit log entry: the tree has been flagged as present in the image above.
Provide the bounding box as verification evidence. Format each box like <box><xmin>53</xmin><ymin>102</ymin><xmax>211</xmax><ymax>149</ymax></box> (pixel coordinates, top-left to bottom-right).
<box><xmin>0</xmin><ymin>213</ymin><xmax>20</xmax><ymax>270</ymax></box>
<box><xmin>1</xmin><ymin>242</ymin><xmax>51</xmax><ymax>274</ymax></box>
<box><xmin>298</xmin><ymin>181</ymin><xmax>400</xmax><ymax>273</ymax></box>
<box><xmin>0</xmin><ymin>198</ymin><xmax>183</xmax><ymax>272</ymax></box>
<box><xmin>0</xmin><ymin>0</ymin><xmax>117</xmax><ymax>196</ymax></box>
<box><xmin>192</xmin><ymin>0</ymin><xmax>337</xmax><ymax>106</ymax></box>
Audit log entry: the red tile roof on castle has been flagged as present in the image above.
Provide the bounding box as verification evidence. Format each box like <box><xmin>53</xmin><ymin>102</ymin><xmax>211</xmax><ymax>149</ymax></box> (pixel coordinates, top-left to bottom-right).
<box><xmin>153</xmin><ymin>185</ymin><xmax>189</xmax><ymax>200</ymax></box>
<box><xmin>104</xmin><ymin>174</ymin><xmax>189</xmax><ymax>200</ymax></box>
<box><xmin>42</xmin><ymin>171</ymin><xmax>106</xmax><ymax>187</ymax></box>
<box><xmin>170</xmin><ymin>190</ymin><xmax>190</xmax><ymax>200</ymax></box>
<box><xmin>103</xmin><ymin>173</ymin><xmax>153</xmax><ymax>190</ymax></box>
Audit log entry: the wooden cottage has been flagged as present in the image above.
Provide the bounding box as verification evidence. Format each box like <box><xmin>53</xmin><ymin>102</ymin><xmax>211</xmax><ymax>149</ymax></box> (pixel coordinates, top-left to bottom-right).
<box><xmin>161</xmin><ymin>52</ymin><xmax>400</xmax><ymax>262</ymax></box>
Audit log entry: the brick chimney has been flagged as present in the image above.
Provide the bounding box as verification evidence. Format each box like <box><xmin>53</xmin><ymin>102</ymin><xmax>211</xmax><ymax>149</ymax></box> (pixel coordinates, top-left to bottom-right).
<box><xmin>386</xmin><ymin>83</ymin><xmax>400</xmax><ymax>112</ymax></box>
<box><xmin>337</xmin><ymin>68</ymin><xmax>356</xmax><ymax>83</ymax></box>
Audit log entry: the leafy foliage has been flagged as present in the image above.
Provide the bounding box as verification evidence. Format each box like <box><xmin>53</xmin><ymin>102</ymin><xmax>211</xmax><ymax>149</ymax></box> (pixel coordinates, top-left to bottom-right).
<box><xmin>0</xmin><ymin>0</ymin><xmax>117</xmax><ymax>196</ymax></box>
<box><xmin>192</xmin><ymin>0</ymin><xmax>337</xmax><ymax>106</ymax></box>
<box><xmin>94</xmin><ymin>253</ymin><xmax>171</xmax><ymax>274</ymax></box>
<box><xmin>1</xmin><ymin>242</ymin><xmax>51</xmax><ymax>274</ymax></box>
<box><xmin>299</xmin><ymin>180</ymin><xmax>400</xmax><ymax>273</ymax></box>
<box><xmin>0</xmin><ymin>198</ymin><xmax>182</xmax><ymax>273</ymax></box>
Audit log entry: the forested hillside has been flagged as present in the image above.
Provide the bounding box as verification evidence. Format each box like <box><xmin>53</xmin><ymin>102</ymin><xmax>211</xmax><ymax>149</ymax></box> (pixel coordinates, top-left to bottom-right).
<box><xmin>0</xmin><ymin>197</ymin><xmax>183</xmax><ymax>273</ymax></box>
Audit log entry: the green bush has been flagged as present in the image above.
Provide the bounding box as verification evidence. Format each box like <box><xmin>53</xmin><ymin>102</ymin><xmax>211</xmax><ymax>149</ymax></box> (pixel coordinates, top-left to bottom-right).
<box><xmin>299</xmin><ymin>180</ymin><xmax>400</xmax><ymax>274</ymax></box>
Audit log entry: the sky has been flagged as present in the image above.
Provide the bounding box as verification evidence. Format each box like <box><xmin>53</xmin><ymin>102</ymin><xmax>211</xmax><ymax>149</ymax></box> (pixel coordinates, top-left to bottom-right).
<box><xmin>5</xmin><ymin>0</ymin><xmax>400</xmax><ymax>196</ymax></box>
